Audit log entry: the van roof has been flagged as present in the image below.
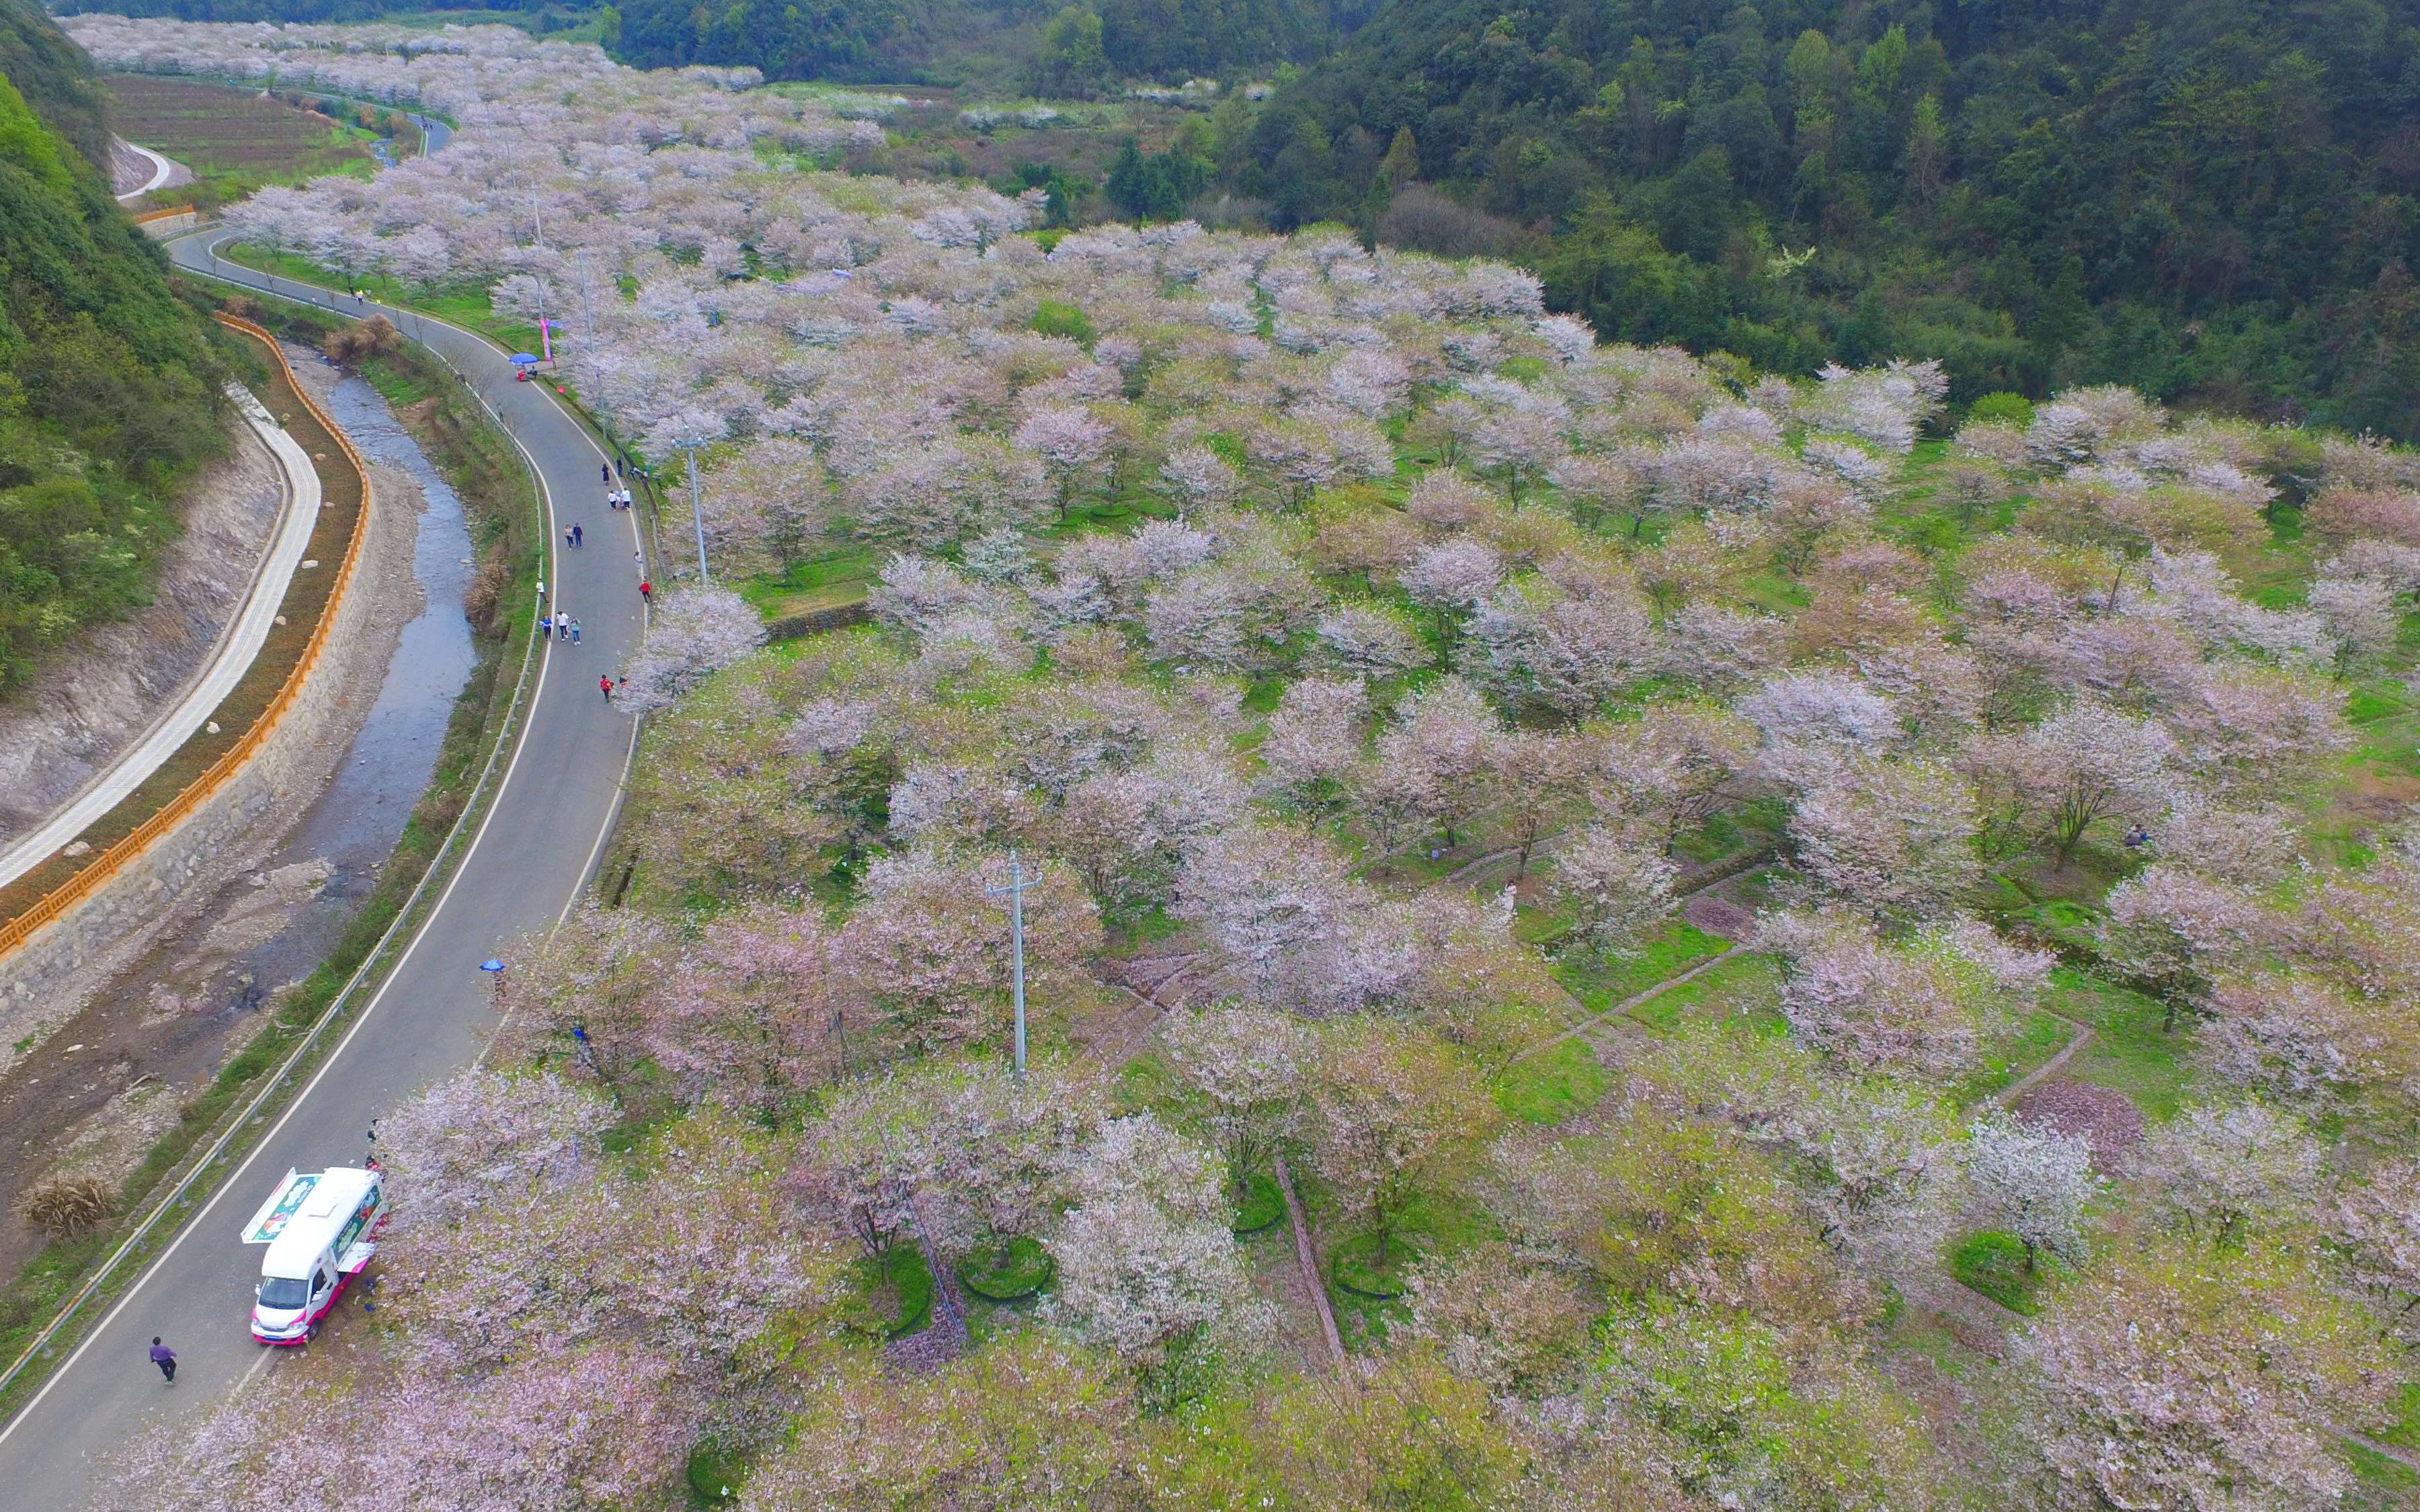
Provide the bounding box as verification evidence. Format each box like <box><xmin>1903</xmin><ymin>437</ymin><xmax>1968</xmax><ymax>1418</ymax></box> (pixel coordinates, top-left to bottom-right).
<box><xmin>260</xmin><ymin>1167</ymin><xmax>378</xmax><ymax>1280</ymax></box>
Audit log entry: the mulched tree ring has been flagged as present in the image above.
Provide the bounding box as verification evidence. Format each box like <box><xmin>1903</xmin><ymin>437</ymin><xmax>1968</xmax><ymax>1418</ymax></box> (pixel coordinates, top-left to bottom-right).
<box><xmin>957</xmin><ymin>1235</ymin><xmax>1054</xmax><ymax>1302</ymax></box>
<box><xmin>2013</xmin><ymin>1079</ymin><xmax>2145</xmax><ymax>1172</ymax></box>
<box><xmin>1328</xmin><ymin>1234</ymin><xmax>1412</xmax><ymax>1300</ymax></box>
<box><xmin>1232</xmin><ymin>1171</ymin><xmax>1284</xmax><ymax>1236</ymax></box>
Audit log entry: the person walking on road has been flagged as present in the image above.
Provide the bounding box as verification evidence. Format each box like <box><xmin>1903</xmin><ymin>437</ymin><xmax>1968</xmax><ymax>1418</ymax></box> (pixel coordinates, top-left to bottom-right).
<box><xmin>569</xmin><ymin>618</ymin><xmax>581</xmax><ymax>644</ymax></box>
<box><xmin>539</xmin><ymin>612</ymin><xmax>552</xmax><ymax>637</ymax></box>
<box><xmin>639</xmin><ymin>579</ymin><xmax>651</xmax><ymax>603</ymax></box>
<box><xmin>602</xmin><ymin>462</ymin><xmax>611</xmax><ymax>485</ymax></box>
<box><xmin>600</xmin><ymin>674</ymin><xmax>614</xmax><ymax>702</ymax></box>
<box><xmin>573</xmin><ymin>523</ymin><xmax>583</xmax><ymax>546</ymax></box>
<box><xmin>149</xmin><ymin>1338</ymin><xmax>175</xmax><ymax>1384</ymax></box>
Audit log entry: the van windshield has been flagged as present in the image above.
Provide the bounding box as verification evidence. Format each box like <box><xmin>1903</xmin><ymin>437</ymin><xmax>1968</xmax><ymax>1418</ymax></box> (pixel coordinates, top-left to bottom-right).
<box><xmin>258</xmin><ymin>1276</ymin><xmax>309</xmax><ymax>1310</ymax></box>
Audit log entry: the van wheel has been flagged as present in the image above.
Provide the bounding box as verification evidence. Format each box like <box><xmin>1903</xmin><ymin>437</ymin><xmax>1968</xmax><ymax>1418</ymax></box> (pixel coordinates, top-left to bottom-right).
<box><xmin>305</xmin><ymin>1320</ymin><xmax>321</xmax><ymax>1342</ymax></box>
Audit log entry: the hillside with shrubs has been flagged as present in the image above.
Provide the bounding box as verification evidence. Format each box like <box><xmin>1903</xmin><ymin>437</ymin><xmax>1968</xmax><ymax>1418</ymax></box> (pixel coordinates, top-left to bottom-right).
<box><xmin>65</xmin><ymin>17</ymin><xmax>2420</xmax><ymax>1510</ymax></box>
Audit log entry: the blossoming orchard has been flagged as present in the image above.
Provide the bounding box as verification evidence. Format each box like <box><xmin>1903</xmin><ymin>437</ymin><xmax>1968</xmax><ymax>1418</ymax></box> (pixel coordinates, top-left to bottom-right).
<box><xmin>70</xmin><ymin>15</ymin><xmax>2420</xmax><ymax>1509</ymax></box>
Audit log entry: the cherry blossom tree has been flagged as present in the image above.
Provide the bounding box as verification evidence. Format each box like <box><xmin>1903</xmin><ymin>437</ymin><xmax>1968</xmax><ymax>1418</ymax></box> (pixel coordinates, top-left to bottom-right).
<box><xmin>1367</xmin><ymin>674</ymin><xmax>1499</xmax><ymax>848</ymax></box>
<box><xmin>1789</xmin><ymin>757</ymin><xmax>1982</xmax><ymax>922</ymax></box>
<box><xmin>742</xmin><ymin>1336</ymin><xmax>1141</xmax><ymax>1509</ymax></box>
<box><xmin>618</xmin><ymin>585</ymin><xmax>767</xmax><ymax>714</ymax></box>
<box><xmin>1158</xmin><ymin>1001</ymin><xmax>1311</xmax><ymax>1200</ymax></box>
<box><xmin>839</xmin><ymin>846</ymin><xmax>1102</xmax><ymax>1054</ymax></box>
<box><xmin>1548</xmin><ymin>825</ymin><xmax>1677</xmax><ymax>956</ymax></box>
<box><xmin>1173</xmin><ymin>821</ymin><xmax>1368</xmax><ymax>1011</ymax></box>
<box><xmin>1313</xmin><ymin>600</ymin><xmax>1430</xmax><ymax>681</ymax></box>
<box><xmin>1463</xmin><ymin>576</ymin><xmax>1655</xmax><ymax>717</ymax></box>
<box><xmin>2020</xmin><ymin>1241</ymin><xmax>2399</xmax><ymax>1511</ymax></box>
<box><xmin>2327</xmin><ymin>1159</ymin><xmax>2420</xmax><ymax>1342</ymax></box>
<box><xmin>1400</xmin><ymin>1241</ymin><xmax>1592</xmax><ymax>1393</ymax></box>
<box><xmin>1399</xmin><ymin>537</ymin><xmax>1504</xmax><ymax>620</ymax></box>
<box><xmin>1016</xmin><ymin>405</ymin><xmax>1112</xmax><ymax>519</ymax></box>
<box><xmin>1964</xmin><ymin>1113</ymin><xmax>2098</xmax><ymax>1271</ymax></box>
<box><xmin>1309</xmin><ymin>1019</ymin><xmax>1497</xmax><ymax>1265</ymax></box>
<box><xmin>1043</xmin><ymin>1113</ymin><xmax>1260</xmax><ymax>1368</ymax></box>
<box><xmin>2132</xmin><ymin>1099</ymin><xmax>2319</xmax><ymax>1241</ymax></box>
<box><xmin>1764</xmin><ymin>911</ymin><xmax>2052</xmax><ymax>1079</ymax></box>
<box><xmin>1485</xmin><ymin>728</ymin><xmax>1580</xmax><ymax>877</ymax></box>
<box><xmin>1256</xmin><ymin>674</ymin><xmax>1367</xmax><ymax>803</ymax></box>
<box><xmin>1597</xmin><ymin>700</ymin><xmax>1759</xmax><ymax>855</ymax></box>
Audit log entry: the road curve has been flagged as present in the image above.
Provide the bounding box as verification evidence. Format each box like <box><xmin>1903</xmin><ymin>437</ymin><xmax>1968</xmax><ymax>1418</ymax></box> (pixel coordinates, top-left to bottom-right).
<box><xmin>0</xmin><ymin>230</ymin><xmax>646</xmax><ymax>1507</ymax></box>
<box><xmin>110</xmin><ymin>138</ymin><xmax>175</xmax><ymax>202</ymax></box>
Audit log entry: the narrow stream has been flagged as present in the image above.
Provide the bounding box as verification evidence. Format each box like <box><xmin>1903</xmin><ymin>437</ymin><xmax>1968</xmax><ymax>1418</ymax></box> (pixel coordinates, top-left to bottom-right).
<box><xmin>241</xmin><ymin>359</ymin><xmax>478</xmax><ymax>985</ymax></box>
<box><xmin>0</xmin><ymin>356</ymin><xmax>482</xmax><ymax>1276</ymax></box>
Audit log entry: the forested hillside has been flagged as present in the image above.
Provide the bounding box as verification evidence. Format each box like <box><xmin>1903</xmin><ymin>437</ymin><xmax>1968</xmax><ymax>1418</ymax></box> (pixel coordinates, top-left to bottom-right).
<box><xmin>0</xmin><ymin>0</ymin><xmax>227</xmax><ymax>695</ymax></box>
<box><xmin>1242</xmin><ymin>0</ymin><xmax>2420</xmax><ymax>436</ymax></box>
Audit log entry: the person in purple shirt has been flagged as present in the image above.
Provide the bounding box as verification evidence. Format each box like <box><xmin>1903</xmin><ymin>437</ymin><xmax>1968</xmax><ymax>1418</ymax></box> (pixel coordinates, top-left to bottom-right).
<box><xmin>149</xmin><ymin>1337</ymin><xmax>175</xmax><ymax>1384</ymax></box>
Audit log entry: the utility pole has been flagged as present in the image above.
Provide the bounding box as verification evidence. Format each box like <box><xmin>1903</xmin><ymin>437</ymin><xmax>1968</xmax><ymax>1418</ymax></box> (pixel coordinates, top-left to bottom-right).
<box><xmin>528</xmin><ymin>188</ymin><xmax>553</xmax><ymax>366</ymax></box>
<box><xmin>985</xmin><ymin>851</ymin><xmax>1034</xmax><ymax>1078</ymax></box>
<box><xmin>673</xmin><ymin>436</ymin><xmax>711</xmax><ymax>584</ymax></box>
<box><xmin>573</xmin><ymin>248</ymin><xmax>599</xmax><ymax>354</ymax></box>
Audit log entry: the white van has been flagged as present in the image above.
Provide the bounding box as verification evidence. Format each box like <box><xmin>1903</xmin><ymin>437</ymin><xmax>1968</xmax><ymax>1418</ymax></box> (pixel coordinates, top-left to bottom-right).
<box><xmin>239</xmin><ymin>1166</ymin><xmax>383</xmax><ymax>1345</ymax></box>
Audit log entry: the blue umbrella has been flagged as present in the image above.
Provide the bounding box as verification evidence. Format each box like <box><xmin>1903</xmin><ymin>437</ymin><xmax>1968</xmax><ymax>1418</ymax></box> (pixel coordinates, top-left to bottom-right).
<box><xmin>479</xmin><ymin>958</ymin><xmax>506</xmax><ymax>972</ymax></box>
<box><xmin>508</xmin><ymin>353</ymin><xmax>538</xmax><ymax>366</ymax></box>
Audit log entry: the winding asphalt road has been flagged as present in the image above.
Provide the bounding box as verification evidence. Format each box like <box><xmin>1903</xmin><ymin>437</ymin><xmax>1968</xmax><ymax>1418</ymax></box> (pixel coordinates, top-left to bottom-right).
<box><xmin>0</xmin><ymin>228</ymin><xmax>645</xmax><ymax>1505</ymax></box>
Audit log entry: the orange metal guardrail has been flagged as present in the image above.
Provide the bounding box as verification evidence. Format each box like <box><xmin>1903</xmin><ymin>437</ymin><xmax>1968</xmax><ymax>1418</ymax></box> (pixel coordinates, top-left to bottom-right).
<box><xmin>0</xmin><ymin>315</ymin><xmax>370</xmax><ymax>963</ymax></box>
<box><xmin>129</xmin><ymin>204</ymin><xmax>196</xmax><ymax>224</ymax></box>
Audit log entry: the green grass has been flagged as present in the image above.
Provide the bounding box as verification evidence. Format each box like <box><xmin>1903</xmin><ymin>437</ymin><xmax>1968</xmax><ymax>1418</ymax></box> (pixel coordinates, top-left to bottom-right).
<box><xmin>1622</xmin><ymin>951</ymin><xmax>1783</xmax><ymax>1034</ymax></box>
<box><xmin>1947</xmin><ymin>1230</ymin><xmax>2048</xmax><ymax>1315</ymax></box>
<box><xmin>1492</xmin><ymin>1038</ymin><xmax>1607</xmax><ymax>1125</ymax></box>
<box><xmin>685</xmin><ymin>1439</ymin><xmax>751</xmax><ymax>1505</ymax></box>
<box><xmin>846</xmin><ymin>1244</ymin><xmax>936</xmax><ymax>1339</ymax></box>
<box><xmin>1293</xmin><ymin>1174</ymin><xmax>1492</xmax><ymax>1348</ymax></box>
<box><xmin>1952</xmin><ymin>1008</ymin><xmax>2079</xmax><ymax>1106</ymax></box>
<box><xmin>1231</xmin><ymin>1171</ymin><xmax>1285</xmax><ymax>1235</ymax></box>
<box><xmin>957</xmin><ymin>1235</ymin><xmax>1054</xmax><ymax>1301</ymax></box>
<box><xmin>739</xmin><ymin>548</ymin><xmax>880</xmax><ymax>621</ymax></box>
<box><xmin>2343</xmin><ymin>1437</ymin><xmax>2418</xmax><ymax>1492</ymax></box>
<box><xmin>1550</xmin><ymin>918</ymin><xmax>1734</xmax><ymax>1012</ymax></box>
<box><xmin>2050</xmin><ymin>969</ymin><xmax>2193</xmax><ymax>1120</ymax></box>
<box><xmin>1328</xmin><ymin>1230</ymin><xmax>1412</xmax><ymax>1299</ymax></box>
<box><xmin>2382</xmin><ymin>1382</ymin><xmax>2420</xmax><ymax>1451</ymax></box>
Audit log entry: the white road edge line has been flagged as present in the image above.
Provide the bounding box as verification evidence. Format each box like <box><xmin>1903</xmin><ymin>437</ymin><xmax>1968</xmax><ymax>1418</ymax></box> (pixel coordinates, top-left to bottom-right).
<box><xmin>0</xmin><ymin>249</ymin><xmax>642</xmax><ymax>1441</ymax></box>
<box><xmin>113</xmin><ymin>139</ymin><xmax>173</xmax><ymax>202</ymax></box>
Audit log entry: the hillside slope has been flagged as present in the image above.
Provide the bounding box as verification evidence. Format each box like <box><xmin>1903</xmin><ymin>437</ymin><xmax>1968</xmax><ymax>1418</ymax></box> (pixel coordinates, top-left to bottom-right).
<box><xmin>1246</xmin><ymin>0</ymin><xmax>2420</xmax><ymax>435</ymax></box>
<box><xmin>0</xmin><ymin>0</ymin><xmax>228</xmax><ymax>695</ymax></box>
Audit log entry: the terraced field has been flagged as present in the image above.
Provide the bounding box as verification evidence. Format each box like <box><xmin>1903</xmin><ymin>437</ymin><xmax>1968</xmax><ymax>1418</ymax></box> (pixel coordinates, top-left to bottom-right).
<box><xmin>103</xmin><ymin>74</ymin><xmax>380</xmax><ymax>206</ymax></box>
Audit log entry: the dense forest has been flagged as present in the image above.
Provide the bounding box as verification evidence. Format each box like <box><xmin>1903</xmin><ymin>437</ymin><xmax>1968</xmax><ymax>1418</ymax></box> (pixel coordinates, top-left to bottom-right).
<box><xmin>0</xmin><ymin>0</ymin><xmax>227</xmax><ymax>695</ymax></box>
<box><xmin>1234</xmin><ymin>0</ymin><xmax>2420</xmax><ymax>435</ymax></box>
<box><xmin>599</xmin><ymin>0</ymin><xmax>1359</xmax><ymax>86</ymax></box>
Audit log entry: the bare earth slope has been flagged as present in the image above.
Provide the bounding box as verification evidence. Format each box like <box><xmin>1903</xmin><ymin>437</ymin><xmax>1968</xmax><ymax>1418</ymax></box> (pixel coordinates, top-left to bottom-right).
<box><xmin>0</xmin><ymin>423</ymin><xmax>282</xmax><ymax>849</ymax></box>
